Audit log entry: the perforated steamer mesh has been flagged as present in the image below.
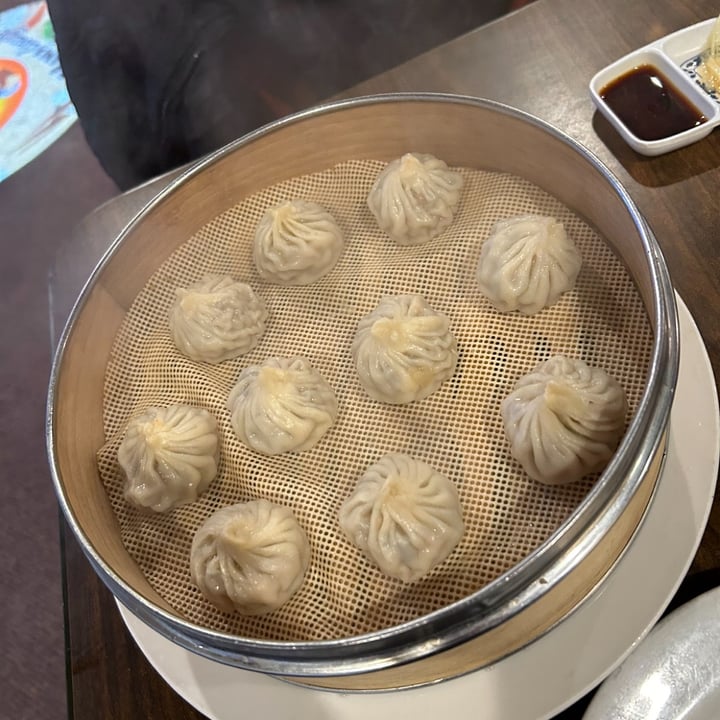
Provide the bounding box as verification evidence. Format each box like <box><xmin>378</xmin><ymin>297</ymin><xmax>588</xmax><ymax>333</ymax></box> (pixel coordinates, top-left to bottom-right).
<box><xmin>96</xmin><ymin>159</ymin><xmax>653</xmax><ymax>641</ymax></box>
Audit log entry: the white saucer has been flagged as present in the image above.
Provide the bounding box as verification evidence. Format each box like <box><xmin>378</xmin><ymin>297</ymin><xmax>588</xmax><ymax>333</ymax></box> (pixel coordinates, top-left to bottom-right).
<box><xmin>118</xmin><ymin>294</ymin><xmax>719</xmax><ymax>720</ymax></box>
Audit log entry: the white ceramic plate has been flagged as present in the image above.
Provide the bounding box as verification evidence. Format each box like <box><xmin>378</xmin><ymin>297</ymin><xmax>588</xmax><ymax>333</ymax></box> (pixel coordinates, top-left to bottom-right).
<box><xmin>583</xmin><ymin>585</ymin><xmax>720</xmax><ymax>719</ymax></box>
<box><xmin>589</xmin><ymin>18</ymin><xmax>720</xmax><ymax>155</ymax></box>
<box><xmin>118</xmin><ymin>294</ymin><xmax>719</xmax><ymax>720</ymax></box>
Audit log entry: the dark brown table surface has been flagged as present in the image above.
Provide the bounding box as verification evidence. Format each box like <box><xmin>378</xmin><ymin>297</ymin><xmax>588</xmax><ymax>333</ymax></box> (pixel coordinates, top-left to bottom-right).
<box><xmin>54</xmin><ymin>0</ymin><xmax>720</xmax><ymax>717</ymax></box>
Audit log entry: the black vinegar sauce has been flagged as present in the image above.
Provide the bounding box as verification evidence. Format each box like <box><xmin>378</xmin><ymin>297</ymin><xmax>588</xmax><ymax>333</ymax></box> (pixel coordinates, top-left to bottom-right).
<box><xmin>600</xmin><ymin>64</ymin><xmax>707</xmax><ymax>141</ymax></box>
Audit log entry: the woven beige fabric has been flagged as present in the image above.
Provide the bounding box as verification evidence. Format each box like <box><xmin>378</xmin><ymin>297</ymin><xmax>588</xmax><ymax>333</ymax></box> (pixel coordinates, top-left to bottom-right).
<box><xmin>97</xmin><ymin>159</ymin><xmax>652</xmax><ymax>641</ymax></box>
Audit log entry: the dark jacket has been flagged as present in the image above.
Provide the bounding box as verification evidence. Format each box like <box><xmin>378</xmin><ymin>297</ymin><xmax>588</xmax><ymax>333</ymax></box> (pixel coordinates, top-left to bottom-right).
<box><xmin>47</xmin><ymin>0</ymin><xmax>512</xmax><ymax>189</ymax></box>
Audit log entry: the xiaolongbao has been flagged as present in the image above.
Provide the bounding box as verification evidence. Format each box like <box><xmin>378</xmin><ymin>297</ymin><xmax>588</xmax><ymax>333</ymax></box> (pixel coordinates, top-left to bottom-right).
<box><xmin>118</xmin><ymin>404</ymin><xmax>219</xmax><ymax>512</ymax></box>
<box><xmin>367</xmin><ymin>152</ymin><xmax>464</xmax><ymax>246</ymax></box>
<box><xmin>169</xmin><ymin>274</ymin><xmax>268</xmax><ymax>363</ymax></box>
<box><xmin>254</xmin><ymin>199</ymin><xmax>344</xmax><ymax>285</ymax></box>
<box><xmin>227</xmin><ymin>356</ymin><xmax>338</xmax><ymax>455</ymax></box>
<box><xmin>352</xmin><ymin>294</ymin><xmax>458</xmax><ymax>404</ymax></box>
<box><xmin>501</xmin><ymin>355</ymin><xmax>628</xmax><ymax>485</ymax></box>
<box><xmin>476</xmin><ymin>214</ymin><xmax>582</xmax><ymax>315</ymax></box>
<box><xmin>339</xmin><ymin>454</ymin><xmax>464</xmax><ymax>583</ymax></box>
<box><xmin>190</xmin><ymin>499</ymin><xmax>310</xmax><ymax>615</ymax></box>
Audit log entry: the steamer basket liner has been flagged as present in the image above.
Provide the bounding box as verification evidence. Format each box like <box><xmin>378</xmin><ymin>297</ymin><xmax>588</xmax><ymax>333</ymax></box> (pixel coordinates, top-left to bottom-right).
<box><xmin>96</xmin><ymin>159</ymin><xmax>653</xmax><ymax>642</ymax></box>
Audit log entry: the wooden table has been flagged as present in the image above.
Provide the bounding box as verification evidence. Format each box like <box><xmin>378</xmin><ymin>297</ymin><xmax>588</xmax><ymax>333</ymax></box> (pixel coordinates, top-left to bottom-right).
<box><xmin>55</xmin><ymin>0</ymin><xmax>720</xmax><ymax>717</ymax></box>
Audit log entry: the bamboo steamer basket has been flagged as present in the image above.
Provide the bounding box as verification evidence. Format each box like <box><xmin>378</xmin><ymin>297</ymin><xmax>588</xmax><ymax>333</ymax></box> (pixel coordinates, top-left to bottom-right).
<box><xmin>47</xmin><ymin>94</ymin><xmax>678</xmax><ymax>691</ymax></box>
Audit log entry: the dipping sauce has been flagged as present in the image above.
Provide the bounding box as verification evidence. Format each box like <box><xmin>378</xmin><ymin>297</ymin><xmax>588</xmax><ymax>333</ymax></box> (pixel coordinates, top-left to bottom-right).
<box><xmin>600</xmin><ymin>64</ymin><xmax>707</xmax><ymax>141</ymax></box>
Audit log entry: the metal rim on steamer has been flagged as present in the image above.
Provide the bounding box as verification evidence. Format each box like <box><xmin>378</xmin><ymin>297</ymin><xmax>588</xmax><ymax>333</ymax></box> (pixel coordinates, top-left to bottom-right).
<box><xmin>46</xmin><ymin>93</ymin><xmax>679</xmax><ymax>679</ymax></box>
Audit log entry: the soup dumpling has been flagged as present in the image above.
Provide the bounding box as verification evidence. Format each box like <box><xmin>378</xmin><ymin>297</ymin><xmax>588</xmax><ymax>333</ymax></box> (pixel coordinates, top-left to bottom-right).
<box><xmin>352</xmin><ymin>294</ymin><xmax>458</xmax><ymax>404</ymax></box>
<box><xmin>501</xmin><ymin>355</ymin><xmax>628</xmax><ymax>485</ymax></box>
<box><xmin>339</xmin><ymin>453</ymin><xmax>464</xmax><ymax>583</ymax></box>
<box><xmin>118</xmin><ymin>404</ymin><xmax>219</xmax><ymax>512</ymax></box>
<box><xmin>367</xmin><ymin>152</ymin><xmax>464</xmax><ymax>246</ymax></box>
<box><xmin>190</xmin><ymin>499</ymin><xmax>310</xmax><ymax>615</ymax></box>
<box><xmin>169</xmin><ymin>274</ymin><xmax>268</xmax><ymax>363</ymax></box>
<box><xmin>227</xmin><ymin>356</ymin><xmax>338</xmax><ymax>455</ymax></box>
<box><xmin>254</xmin><ymin>199</ymin><xmax>344</xmax><ymax>285</ymax></box>
<box><xmin>476</xmin><ymin>214</ymin><xmax>581</xmax><ymax>315</ymax></box>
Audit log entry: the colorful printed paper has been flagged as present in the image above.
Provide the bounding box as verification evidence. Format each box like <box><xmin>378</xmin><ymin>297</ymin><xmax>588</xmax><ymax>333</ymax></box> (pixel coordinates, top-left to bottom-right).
<box><xmin>0</xmin><ymin>1</ymin><xmax>77</xmax><ymax>182</ymax></box>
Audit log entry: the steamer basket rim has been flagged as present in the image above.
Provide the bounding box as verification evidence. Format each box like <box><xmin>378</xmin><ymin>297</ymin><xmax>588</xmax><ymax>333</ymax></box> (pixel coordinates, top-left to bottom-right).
<box><xmin>45</xmin><ymin>92</ymin><xmax>680</xmax><ymax>677</ymax></box>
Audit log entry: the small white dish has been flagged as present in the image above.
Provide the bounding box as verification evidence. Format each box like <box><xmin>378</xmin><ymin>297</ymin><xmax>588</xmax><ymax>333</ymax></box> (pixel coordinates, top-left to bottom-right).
<box><xmin>583</xmin><ymin>585</ymin><xmax>720</xmax><ymax>720</ymax></box>
<box><xmin>589</xmin><ymin>18</ymin><xmax>720</xmax><ymax>156</ymax></box>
